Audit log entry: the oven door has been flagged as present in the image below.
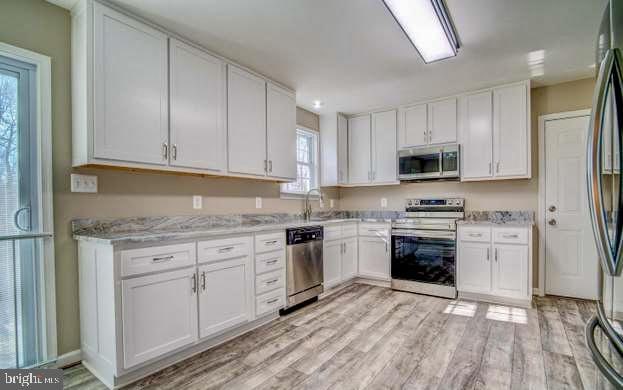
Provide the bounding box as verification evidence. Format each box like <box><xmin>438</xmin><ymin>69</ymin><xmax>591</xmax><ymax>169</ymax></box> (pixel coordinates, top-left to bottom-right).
<box><xmin>391</xmin><ymin>229</ymin><xmax>456</xmax><ymax>286</ymax></box>
<box><xmin>398</xmin><ymin>149</ymin><xmax>441</xmax><ymax>180</ymax></box>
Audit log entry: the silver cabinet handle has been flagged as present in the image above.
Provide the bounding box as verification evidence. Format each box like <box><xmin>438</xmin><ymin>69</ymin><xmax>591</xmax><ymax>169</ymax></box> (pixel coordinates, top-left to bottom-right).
<box><xmin>488</xmin><ymin>162</ymin><xmax>492</xmax><ymax>174</ymax></box>
<box><xmin>496</xmin><ymin>161</ymin><xmax>500</xmax><ymax>173</ymax></box>
<box><xmin>266</xmin><ymin>279</ymin><xmax>278</xmax><ymax>285</ymax></box>
<box><xmin>468</xmin><ymin>233</ymin><xmax>482</xmax><ymax>237</ymax></box>
<box><xmin>494</xmin><ymin>248</ymin><xmax>498</xmax><ymax>262</ymax></box>
<box><xmin>269</xmin><ymin>160</ymin><xmax>273</xmax><ymax>173</ymax></box>
<box><xmin>502</xmin><ymin>234</ymin><xmax>519</xmax><ymax>238</ymax></box>
<box><xmin>264</xmin><ymin>160</ymin><xmax>268</xmax><ymax>172</ymax></box>
<box><xmin>266</xmin><ymin>259</ymin><xmax>278</xmax><ymax>265</ymax></box>
<box><xmin>218</xmin><ymin>246</ymin><xmax>235</xmax><ymax>253</ymax></box>
<box><xmin>152</xmin><ymin>255</ymin><xmax>174</xmax><ymax>263</ymax></box>
<box><xmin>548</xmin><ymin>205</ymin><xmax>557</xmax><ymax>212</ymax></box>
<box><xmin>486</xmin><ymin>247</ymin><xmax>490</xmax><ymax>261</ymax></box>
<box><xmin>265</xmin><ymin>240</ymin><xmax>279</xmax><ymax>246</ymax></box>
<box><xmin>191</xmin><ymin>273</ymin><xmax>197</xmax><ymax>294</ymax></box>
<box><xmin>162</xmin><ymin>142</ymin><xmax>168</xmax><ymax>160</ymax></box>
<box><xmin>266</xmin><ymin>298</ymin><xmax>279</xmax><ymax>304</ymax></box>
<box><xmin>172</xmin><ymin>144</ymin><xmax>177</xmax><ymax>160</ymax></box>
<box><xmin>201</xmin><ymin>271</ymin><xmax>206</xmax><ymax>291</ymax></box>
<box><xmin>423</xmin><ymin>130</ymin><xmax>427</xmax><ymax>144</ymax></box>
<box><xmin>548</xmin><ymin>219</ymin><xmax>557</xmax><ymax>226</ymax></box>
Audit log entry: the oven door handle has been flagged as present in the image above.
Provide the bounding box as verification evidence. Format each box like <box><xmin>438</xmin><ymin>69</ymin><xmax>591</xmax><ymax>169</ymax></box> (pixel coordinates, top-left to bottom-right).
<box><xmin>391</xmin><ymin>229</ymin><xmax>456</xmax><ymax>239</ymax></box>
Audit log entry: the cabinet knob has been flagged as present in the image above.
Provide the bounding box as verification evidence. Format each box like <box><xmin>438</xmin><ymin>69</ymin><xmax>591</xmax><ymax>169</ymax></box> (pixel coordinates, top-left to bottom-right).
<box><xmin>548</xmin><ymin>219</ymin><xmax>557</xmax><ymax>226</ymax></box>
<box><xmin>548</xmin><ymin>205</ymin><xmax>556</xmax><ymax>212</ymax></box>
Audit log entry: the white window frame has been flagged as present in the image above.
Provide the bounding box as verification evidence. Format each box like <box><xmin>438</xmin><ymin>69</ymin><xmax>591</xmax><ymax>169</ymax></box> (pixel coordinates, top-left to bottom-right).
<box><xmin>281</xmin><ymin>126</ymin><xmax>320</xmax><ymax>197</ymax></box>
<box><xmin>0</xmin><ymin>42</ymin><xmax>55</xmax><ymax>362</ymax></box>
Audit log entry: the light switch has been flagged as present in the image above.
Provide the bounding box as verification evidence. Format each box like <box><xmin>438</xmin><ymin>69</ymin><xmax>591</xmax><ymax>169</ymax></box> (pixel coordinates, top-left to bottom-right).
<box><xmin>193</xmin><ymin>195</ymin><xmax>202</xmax><ymax>209</ymax></box>
<box><xmin>71</xmin><ymin>174</ymin><xmax>98</xmax><ymax>193</ymax></box>
<box><xmin>381</xmin><ymin>198</ymin><xmax>388</xmax><ymax>208</ymax></box>
<box><xmin>255</xmin><ymin>197</ymin><xmax>262</xmax><ymax>209</ymax></box>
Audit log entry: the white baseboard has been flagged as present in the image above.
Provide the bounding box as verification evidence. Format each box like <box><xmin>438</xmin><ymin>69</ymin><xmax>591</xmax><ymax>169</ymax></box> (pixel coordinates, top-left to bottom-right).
<box><xmin>55</xmin><ymin>349</ymin><xmax>82</xmax><ymax>368</ymax></box>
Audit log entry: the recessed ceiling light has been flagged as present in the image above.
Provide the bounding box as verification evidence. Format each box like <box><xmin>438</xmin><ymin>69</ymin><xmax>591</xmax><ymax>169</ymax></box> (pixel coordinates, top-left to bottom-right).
<box><xmin>382</xmin><ymin>0</ymin><xmax>460</xmax><ymax>64</ymax></box>
<box><xmin>313</xmin><ymin>100</ymin><xmax>324</xmax><ymax>109</ymax></box>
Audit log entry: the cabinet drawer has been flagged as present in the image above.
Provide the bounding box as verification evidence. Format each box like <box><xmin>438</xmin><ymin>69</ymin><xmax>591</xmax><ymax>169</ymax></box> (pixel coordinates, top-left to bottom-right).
<box><xmin>459</xmin><ymin>226</ymin><xmax>491</xmax><ymax>243</ymax></box>
<box><xmin>358</xmin><ymin>223</ymin><xmax>389</xmax><ymax>238</ymax></box>
<box><xmin>121</xmin><ymin>243</ymin><xmax>196</xmax><ymax>277</ymax></box>
<box><xmin>255</xmin><ymin>269</ymin><xmax>285</xmax><ymax>295</ymax></box>
<box><xmin>256</xmin><ymin>289</ymin><xmax>285</xmax><ymax>317</ymax></box>
<box><xmin>324</xmin><ymin>225</ymin><xmax>342</xmax><ymax>241</ymax></box>
<box><xmin>493</xmin><ymin>227</ymin><xmax>528</xmax><ymax>245</ymax></box>
<box><xmin>197</xmin><ymin>236</ymin><xmax>251</xmax><ymax>264</ymax></box>
<box><xmin>255</xmin><ymin>251</ymin><xmax>285</xmax><ymax>275</ymax></box>
<box><xmin>341</xmin><ymin>223</ymin><xmax>358</xmax><ymax>238</ymax></box>
<box><xmin>255</xmin><ymin>232</ymin><xmax>285</xmax><ymax>253</ymax></box>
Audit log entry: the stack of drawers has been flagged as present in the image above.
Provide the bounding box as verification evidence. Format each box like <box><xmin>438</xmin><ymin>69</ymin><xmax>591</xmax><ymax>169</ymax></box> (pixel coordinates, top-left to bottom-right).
<box><xmin>254</xmin><ymin>231</ymin><xmax>287</xmax><ymax>317</ymax></box>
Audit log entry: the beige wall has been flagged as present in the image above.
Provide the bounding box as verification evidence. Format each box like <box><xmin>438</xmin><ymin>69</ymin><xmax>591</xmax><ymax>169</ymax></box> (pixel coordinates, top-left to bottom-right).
<box><xmin>0</xmin><ymin>0</ymin><xmax>335</xmax><ymax>355</ymax></box>
<box><xmin>339</xmin><ymin>77</ymin><xmax>597</xmax><ymax>288</ymax></box>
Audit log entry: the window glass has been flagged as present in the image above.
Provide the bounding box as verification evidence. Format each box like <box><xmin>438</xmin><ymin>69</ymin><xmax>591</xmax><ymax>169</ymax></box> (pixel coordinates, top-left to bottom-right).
<box><xmin>282</xmin><ymin>128</ymin><xmax>319</xmax><ymax>195</ymax></box>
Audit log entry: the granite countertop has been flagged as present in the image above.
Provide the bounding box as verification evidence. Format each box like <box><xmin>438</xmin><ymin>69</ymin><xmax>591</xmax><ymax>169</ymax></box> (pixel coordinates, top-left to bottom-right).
<box><xmin>72</xmin><ymin>210</ymin><xmax>535</xmax><ymax>245</ymax></box>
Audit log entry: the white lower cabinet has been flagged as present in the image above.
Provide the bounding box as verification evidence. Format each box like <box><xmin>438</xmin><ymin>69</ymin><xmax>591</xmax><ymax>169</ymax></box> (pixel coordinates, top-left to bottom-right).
<box><xmin>457</xmin><ymin>225</ymin><xmax>532</xmax><ymax>305</ymax></box>
<box><xmin>323</xmin><ymin>239</ymin><xmax>343</xmax><ymax>288</ymax></box>
<box><xmin>198</xmin><ymin>257</ymin><xmax>253</xmax><ymax>339</ymax></box>
<box><xmin>122</xmin><ymin>267</ymin><xmax>198</xmax><ymax>369</ymax></box>
<box><xmin>254</xmin><ymin>231</ymin><xmax>286</xmax><ymax>317</ymax></box>
<box><xmin>323</xmin><ymin>223</ymin><xmax>358</xmax><ymax>289</ymax></box>
<box><xmin>342</xmin><ymin>237</ymin><xmax>358</xmax><ymax>280</ymax></box>
<box><xmin>358</xmin><ymin>236</ymin><xmax>390</xmax><ymax>281</ymax></box>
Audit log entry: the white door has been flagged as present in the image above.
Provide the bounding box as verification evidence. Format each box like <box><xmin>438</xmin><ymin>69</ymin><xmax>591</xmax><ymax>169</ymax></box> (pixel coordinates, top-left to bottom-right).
<box><xmin>342</xmin><ymin>237</ymin><xmax>358</xmax><ymax>280</ymax></box>
<box><xmin>492</xmin><ymin>244</ymin><xmax>528</xmax><ymax>299</ymax></box>
<box><xmin>372</xmin><ymin>110</ymin><xmax>397</xmax><ymax>183</ymax></box>
<box><xmin>545</xmin><ymin>114</ymin><xmax>598</xmax><ymax>299</ymax></box>
<box><xmin>460</xmin><ymin>91</ymin><xmax>493</xmax><ymax>180</ymax></box>
<box><xmin>122</xmin><ymin>268</ymin><xmax>198</xmax><ymax>368</ymax></box>
<box><xmin>358</xmin><ymin>237</ymin><xmax>390</xmax><ymax>280</ymax></box>
<box><xmin>92</xmin><ymin>2</ymin><xmax>168</xmax><ymax>165</ymax></box>
<box><xmin>457</xmin><ymin>242</ymin><xmax>491</xmax><ymax>294</ymax></box>
<box><xmin>227</xmin><ymin>65</ymin><xmax>267</xmax><ymax>176</ymax></box>
<box><xmin>348</xmin><ymin>115</ymin><xmax>371</xmax><ymax>184</ymax></box>
<box><xmin>169</xmin><ymin>39</ymin><xmax>226</xmax><ymax>171</ymax></box>
<box><xmin>198</xmin><ymin>258</ymin><xmax>252</xmax><ymax>339</ymax></box>
<box><xmin>323</xmin><ymin>240</ymin><xmax>342</xmax><ymax>288</ymax></box>
<box><xmin>493</xmin><ymin>84</ymin><xmax>528</xmax><ymax>178</ymax></box>
<box><xmin>428</xmin><ymin>98</ymin><xmax>457</xmax><ymax>145</ymax></box>
<box><xmin>399</xmin><ymin>104</ymin><xmax>428</xmax><ymax>148</ymax></box>
<box><xmin>267</xmin><ymin>83</ymin><xmax>297</xmax><ymax>180</ymax></box>
<box><xmin>337</xmin><ymin>114</ymin><xmax>348</xmax><ymax>184</ymax></box>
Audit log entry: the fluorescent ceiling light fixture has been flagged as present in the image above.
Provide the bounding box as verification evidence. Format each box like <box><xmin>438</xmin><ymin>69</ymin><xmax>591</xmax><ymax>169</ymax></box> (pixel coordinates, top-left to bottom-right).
<box><xmin>382</xmin><ymin>0</ymin><xmax>460</xmax><ymax>63</ymax></box>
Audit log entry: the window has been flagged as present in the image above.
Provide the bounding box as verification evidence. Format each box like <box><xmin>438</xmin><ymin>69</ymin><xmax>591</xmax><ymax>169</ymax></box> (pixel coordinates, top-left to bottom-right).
<box><xmin>281</xmin><ymin>127</ymin><xmax>319</xmax><ymax>195</ymax></box>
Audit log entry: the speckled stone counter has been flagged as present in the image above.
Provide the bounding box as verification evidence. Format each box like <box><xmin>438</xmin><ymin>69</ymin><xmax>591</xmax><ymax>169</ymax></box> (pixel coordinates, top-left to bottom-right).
<box><xmin>457</xmin><ymin>211</ymin><xmax>535</xmax><ymax>226</ymax></box>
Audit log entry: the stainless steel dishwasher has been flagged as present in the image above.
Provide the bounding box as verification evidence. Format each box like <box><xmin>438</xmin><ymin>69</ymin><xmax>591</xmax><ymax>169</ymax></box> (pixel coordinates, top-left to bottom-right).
<box><xmin>283</xmin><ymin>226</ymin><xmax>323</xmax><ymax>311</ymax></box>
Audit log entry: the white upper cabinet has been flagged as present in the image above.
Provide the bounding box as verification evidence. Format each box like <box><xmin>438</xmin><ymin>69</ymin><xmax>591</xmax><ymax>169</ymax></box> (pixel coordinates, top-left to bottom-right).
<box><xmin>92</xmin><ymin>2</ymin><xmax>168</xmax><ymax>165</ymax></box>
<box><xmin>227</xmin><ymin>65</ymin><xmax>267</xmax><ymax>176</ymax></box>
<box><xmin>372</xmin><ymin>110</ymin><xmax>398</xmax><ymax>183</ymax></box>
<box><xmin>267</xmin><ymin>83</ymin><xmax>297</xmax><ymax>180</ymax></box>
<box><xmin>320</xmin><ymin>113</ymin><xmax>349</xmax><ymax>186</ymax></box>
<box><xmin>337</xmin><ymin>114</ymin><xmax>349</xmax><ymax>185</ymax></box>
<box><xmin>398</xmin><ymin>104</ymin><xmax>428</xmax><ymax>148</ymax></box>
<box><xmin>428</xmin><ymin>98</ymin><xmax>457</xmax><ymax>145</ymax></box>
<box><xmin>460</xmin><ymin>91</ymin><xmax>493</xmax><ymax>180</ymax></box>
<box><xmin>460</xmin><ymin>81</ymin><xmax>531</xmax><ymax>181</ymax></box>
<box><xmin>493</xmin><ymin>83</ymin><xmax>529</xmax><ymax>178</ymax></box>
<box><xmin>169</xmin><ymin>39</ymin><xmax>226</xmax><ymax>171</ymax></box>
<box><xmin>348</xmin><ymin>115</ymin><xmax>372</xmax><ymax>185</ymax></box>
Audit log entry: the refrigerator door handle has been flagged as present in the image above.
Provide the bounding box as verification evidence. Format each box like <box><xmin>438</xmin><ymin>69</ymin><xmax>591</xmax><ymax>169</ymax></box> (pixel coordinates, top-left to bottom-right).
<box><xmin>587</xmin><ymin>48</ymin><xmax>623</xmax><ymax>276</ymax></box>
<box><xmin>586</xmin><ymin>315</ymin><xmax>623</xmax><ymax>388</ymax></box>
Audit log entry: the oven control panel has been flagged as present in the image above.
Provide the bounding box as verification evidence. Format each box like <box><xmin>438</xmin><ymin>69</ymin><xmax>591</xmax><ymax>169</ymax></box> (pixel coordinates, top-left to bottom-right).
<box><xmin>405</xmin><ymin>198</ymin><xmax>464</xmax><ymax>210</ymax></box>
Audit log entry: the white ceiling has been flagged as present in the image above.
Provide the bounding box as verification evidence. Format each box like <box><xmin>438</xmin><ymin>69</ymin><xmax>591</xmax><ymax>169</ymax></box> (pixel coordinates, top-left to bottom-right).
<box><xmin>49</xmin><ymin>0</ymin><xmax>605</xmax><ymax>115</ymax></box>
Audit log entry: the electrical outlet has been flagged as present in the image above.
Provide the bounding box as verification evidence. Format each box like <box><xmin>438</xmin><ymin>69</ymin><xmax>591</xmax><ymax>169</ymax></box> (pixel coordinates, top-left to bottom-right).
<box><xmin>71</xmin><ymin>174</ymin><xmax>98</xmax><ymax>193</ymax></box>
<box><xmin>381</xmin><ymin>198</ymin><xmax>388</xmax><ymax>208</ymax></box>
<box><xmin>330</xmin><ymin>199</ymin><xmax>335</xmax><ymax>208</ymax></box>
<box><xmin>193</xmin><ymin>195</ymin><xmax>202</xmax><ymax>209</ymax></box>
<box><xmin>255</xmin><ymin>197</ymin><xmax>262</xmax><ymax>209</ymax></box>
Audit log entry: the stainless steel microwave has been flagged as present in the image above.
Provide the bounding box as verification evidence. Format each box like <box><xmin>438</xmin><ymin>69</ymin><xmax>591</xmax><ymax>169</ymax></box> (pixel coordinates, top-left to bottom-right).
<box><xmin>398</xmin><ymin>144</ymin><xmax>459</xmax><ymax>181</ymax></box>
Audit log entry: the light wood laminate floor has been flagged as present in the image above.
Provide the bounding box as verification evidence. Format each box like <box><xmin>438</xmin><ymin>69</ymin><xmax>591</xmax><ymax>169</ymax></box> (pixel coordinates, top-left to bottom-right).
<box><xmin>64</xmin><ymin>283</ymin><xmax>602</xmax><ymax>389</ymax></box>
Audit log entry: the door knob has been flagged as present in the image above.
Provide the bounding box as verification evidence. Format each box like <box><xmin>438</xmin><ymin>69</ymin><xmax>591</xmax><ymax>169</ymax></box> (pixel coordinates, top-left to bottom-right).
<box><xmin>548</xmin><ymin>219</ymin><xmax>557</xmax><ymax>226</ymax></box>
<box><xmin>548</xmin><ymin>205</ymin><xmax>556</xmax><ymax>212</ymax></box>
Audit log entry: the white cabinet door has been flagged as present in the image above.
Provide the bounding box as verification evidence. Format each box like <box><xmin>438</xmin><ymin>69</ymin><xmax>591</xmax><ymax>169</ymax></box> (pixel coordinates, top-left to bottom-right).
<box><xmin>267</xmin><ymin>83</ymin><xmax>297</xmax><ymax>180</ymax></box>
<box><xmin>227</xmin><ymin>65</ymin><xmax>267</xmax><ymax>176</ymax></box>
<box><xmin>358</xmin><ymin>236</ymin><xmax>390</xmax><ymax>280</ymax></box>
<box><xmin>428</xmin><ymin>98</ymin><xmax>457</xmax><ymax>145</ymax></box>
<box><xmin>169</xmin><ymin>39</ymin><xmax>226</xmax><ymax>171</ymax></box>
<box><xmin>348</xmin><ymin>115</ymin><xmax>372</xmax><ymax>184</ymax></box>
<box><xmin>198</xmin><ymin>257</ymin><xmax>253</xmax><ymax>339</ymax></box>
<box><xmin>493</xmin><ymin>83</ymin><xmax>529</xmax><ymax>178</ymax></box>
<box><xmin>372</xmin><ymin>110</ymin><xmax>397</xmax><ymax>183</ymax></box>
<box><xmin>460</xmin><ymin>91</ymin><xmax>493</xmax><ymax>180</ymax></box>
<box><xmin>92</xmin><ymin>2</ymin><xmax>168</xmax><ymax>165</ymax></box>
<box><xmin>323</xmin><ymin>240</ymin><xmax>342</xmax><ymax>289</ymax></box>
<box><xmin>457</xmin><ymin>241</ymin><xmax>491</xmax><ymax>294</ymax></box>
<box><xmin>342</xmin><ymin>237</ymin><xmax>358</xmax><ymax>281</ymax></box>
<box><xmin>398</xmin><ymin>104</ymin><xmax>427</xmax><ymax>148</ymax></box>
<box><xmin>492</xmin><ymin>244</ymin><xmax>528</xmax><ymax>299</ymax></box>
<box><xmin>122</xmin><ymin>268</ymin><xmax>198</xmax><ymax>368</ymax></box>
<box><xmin>337</xmin><ymin>114</ymin><xmax>349</xmax><ymax>184</ymax></box>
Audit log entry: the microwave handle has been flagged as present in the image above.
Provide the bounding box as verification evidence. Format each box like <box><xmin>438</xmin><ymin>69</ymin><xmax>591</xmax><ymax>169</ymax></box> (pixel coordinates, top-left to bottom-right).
<box><xmin>439</xmin><ymin>150</ymin><xmax>443</xmax><ymax>174</ymax></box>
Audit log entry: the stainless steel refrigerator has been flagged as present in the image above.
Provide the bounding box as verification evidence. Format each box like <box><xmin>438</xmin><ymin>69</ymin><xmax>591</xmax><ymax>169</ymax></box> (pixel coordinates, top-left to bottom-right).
<box><xmin>586</xmin><ymin>0</ymin><xmax>623</xmax><ymax>387</ymax></box>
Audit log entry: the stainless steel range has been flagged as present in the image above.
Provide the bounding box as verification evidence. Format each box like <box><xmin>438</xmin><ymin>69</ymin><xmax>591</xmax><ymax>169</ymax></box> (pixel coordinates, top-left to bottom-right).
<box><xmin>391</xmin><ymin>198</ymin><xmax>464</xmax><ymax>299</ymax></box>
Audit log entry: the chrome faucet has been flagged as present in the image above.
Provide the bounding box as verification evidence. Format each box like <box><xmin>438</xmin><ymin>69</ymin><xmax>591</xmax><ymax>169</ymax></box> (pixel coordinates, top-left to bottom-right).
<box><xmin>304</xmin><ymin>188</ymin><xmax>323</xmax><ymax>221</ymax></box>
